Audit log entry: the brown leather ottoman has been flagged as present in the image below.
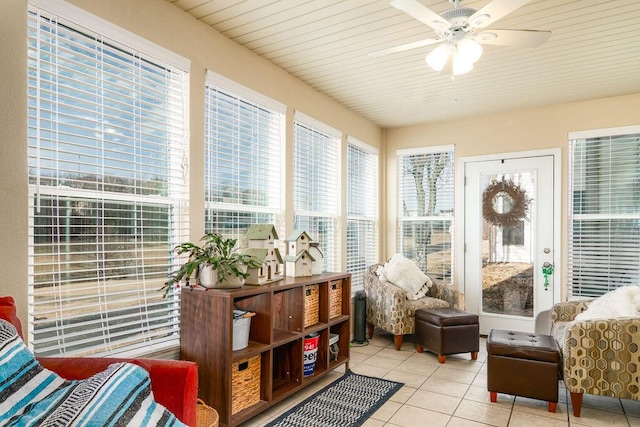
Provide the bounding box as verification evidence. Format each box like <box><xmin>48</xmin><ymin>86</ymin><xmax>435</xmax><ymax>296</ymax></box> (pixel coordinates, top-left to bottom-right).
<box><xmin>487</xmin><ymin>329</ymin><xmax>560</xmax><ymax>412</ymax></box>
<box><xmin>415</xmin><ymin>307</ymin><xmax>479</xmax><ymax>363</ymax></box>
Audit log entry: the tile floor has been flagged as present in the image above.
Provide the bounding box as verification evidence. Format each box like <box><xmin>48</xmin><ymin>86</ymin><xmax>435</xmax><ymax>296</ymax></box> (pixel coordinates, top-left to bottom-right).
<box><xmin>240</xmin><ymin>331</ymin><xmax>640</xmax><ymax>427</ymax></box>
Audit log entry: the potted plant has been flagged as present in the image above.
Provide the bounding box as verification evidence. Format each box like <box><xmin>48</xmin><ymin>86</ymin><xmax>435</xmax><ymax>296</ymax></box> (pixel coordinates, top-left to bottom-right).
<box><xmin>160</xmin><ymin>233</ymin><xmax>260</xmax><ymax>296</ymax></box>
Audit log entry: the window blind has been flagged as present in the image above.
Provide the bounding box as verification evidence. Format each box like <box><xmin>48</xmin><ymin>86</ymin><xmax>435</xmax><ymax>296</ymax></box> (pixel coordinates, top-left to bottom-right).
<box><xmin>204</xmin><ymin>71</ymin><xmax>285</xmax><ymax>242</ymax></box>
<box><xmin>397</xmin><ymin>146</ymin><xmax>455</xmax><ymax>284</ymax></box>
<box><xmin>568</xmin><ymin>127</ymin><xmax>640</xmax><ymax>298</ymax></box>
<box><xmin>293</xmin><ymin>114</ymin><xmax>341</xmax><ymax>272</ymax></box>
<box><xmin>27</xmin><ymin>5</ymin><xmax>189</xmax><ymax>357</ymax></box>
<box><xmin>347</xmin><ymin>138</ymin><xmax>379</xmax><ymax>292</ymax></box>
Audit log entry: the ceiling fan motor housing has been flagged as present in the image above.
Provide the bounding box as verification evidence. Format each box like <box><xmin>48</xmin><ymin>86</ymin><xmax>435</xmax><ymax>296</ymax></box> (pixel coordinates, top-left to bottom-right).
<box><xmin>438</xmin><ymin>7</ymin><xmax>477</xmax><ymax>37</ymax></box>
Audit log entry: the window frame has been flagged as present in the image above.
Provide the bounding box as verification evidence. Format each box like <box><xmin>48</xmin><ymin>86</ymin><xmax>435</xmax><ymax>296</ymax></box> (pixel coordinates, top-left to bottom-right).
<box><xmin>568</xmin><ymin>125</ymin><xmax>640</xmax><ymax>298</ymax></box>
<box><xmin>203</xmin><ymin>70</ymin><xmax>286</xmax><ymax>242</ymax></box>
<box><xmin>27</xmin><ymin>0</ymin><xmax>190</xmax><ymax>357</ymax></box>
<box><xmin>293</xmin><ymin>112</ymin><xmax>342</xmax><ymax>273</ymax></box>
<box><xmin>346</xmin><ymin>136</ymin><xmax>379</xmax><ymax>293</ymax></box>
<box><xmin>396</xmin><ymin>145</ymin><xmax>455</xmax><ymax>285</ymax></box>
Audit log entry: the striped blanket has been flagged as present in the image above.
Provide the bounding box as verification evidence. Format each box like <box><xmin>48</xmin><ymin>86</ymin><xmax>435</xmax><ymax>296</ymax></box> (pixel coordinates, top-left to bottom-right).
<box><xmin>0</xmin><ymin>319</ymin><xmax>185</xmax><ymax>426</ymax></box>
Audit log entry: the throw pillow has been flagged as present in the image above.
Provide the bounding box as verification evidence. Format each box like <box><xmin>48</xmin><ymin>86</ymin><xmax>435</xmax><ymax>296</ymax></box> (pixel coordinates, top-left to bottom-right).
<box><xmin>574</xmin><ymin>286</ymin><xmax>640</xmax><ymax>321</ymax></box>
<box><xmin>0</xmin><ymin>319</ymin><xmax>186</xmax><ymax>426</ymax></box>
<box><xmin>376</xmin><ymin>253</ymin><xmax>430</xmax><ymax>299</ymax></box>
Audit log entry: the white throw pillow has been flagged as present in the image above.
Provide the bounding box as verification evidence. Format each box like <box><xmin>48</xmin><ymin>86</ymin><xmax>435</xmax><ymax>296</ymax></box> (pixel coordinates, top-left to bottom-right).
<box><xmin>574</xmin><ymin>286</ymin><xmax>640</xmax><ymax>321</ymax></box>
<box><xmin>376</xmin><ymin>253</ymin><xmax>430</xmax><ymax>299</ymax></box>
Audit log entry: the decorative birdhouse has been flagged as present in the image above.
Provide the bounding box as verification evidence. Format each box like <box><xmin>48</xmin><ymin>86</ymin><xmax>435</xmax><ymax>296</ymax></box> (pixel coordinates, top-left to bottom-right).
<box><xmin>246</xmin><ymin>224</ymin><xmax>278</xmax><ymax>249</ymax></box>
<box><xmin>284</xmin><ymin>249</ymin><xmax>315</xmax><ymax>277</ymax></box>
<box><xmin>285</xmin><ymin>230</ymin><xmax>312</xmax><ymax>256</ymax></box>
<box><xmin>243</xmin><ymin>224</ymin><xmax>284</xmax><ymax>285</ymax></box>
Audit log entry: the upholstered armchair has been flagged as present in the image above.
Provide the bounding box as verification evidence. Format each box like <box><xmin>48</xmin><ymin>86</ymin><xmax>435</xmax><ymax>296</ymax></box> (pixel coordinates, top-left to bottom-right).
<box><xmin>550</xmin><ymin>300</ymin><xmax>640</xmax><ymax>417</ymax></box>
<box><xmin>364</xmin><ymin>264</ymin><xmax>459</xmax><ymax>351</ymax></box>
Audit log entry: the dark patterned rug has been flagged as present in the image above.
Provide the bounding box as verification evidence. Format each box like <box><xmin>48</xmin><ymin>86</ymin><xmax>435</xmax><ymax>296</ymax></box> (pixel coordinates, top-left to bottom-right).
<box><xmin>265</xmin><ymin>371</ymin><xmax>403</xmax><ymax>427</ymax></box>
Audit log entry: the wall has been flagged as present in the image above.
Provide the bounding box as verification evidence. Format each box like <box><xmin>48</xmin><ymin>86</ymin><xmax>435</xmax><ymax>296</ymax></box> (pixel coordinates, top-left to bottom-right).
<box><xmin>2</xmin><ymin>0</ymin><xmax>639</xmax><ymax>335</ymax></box>
<box><xmin>0</xmin><ymin>0</ymin><xmax>382</xmax><ymax>335</ymax></box>
<box><xmin>384</xmin><ymin>92</ymin><xmax>640</xmax><ymax>299</ymax></box>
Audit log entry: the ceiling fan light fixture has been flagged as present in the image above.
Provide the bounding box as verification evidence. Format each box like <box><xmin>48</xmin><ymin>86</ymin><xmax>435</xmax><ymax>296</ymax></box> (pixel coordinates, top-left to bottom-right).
<box><xmin>456</xmin><ymin>38</ymin><xmax>483</xmax><ymax>64</ymax></box>
<box><xmin>452</xmin><ymin>56</ymin><xmax>474</xmax><ymax>75</ymax></box>
<box><xmin>426</xmin><ymin>43</ymin><xmax>451</xmax><ymax>71</ymax></box>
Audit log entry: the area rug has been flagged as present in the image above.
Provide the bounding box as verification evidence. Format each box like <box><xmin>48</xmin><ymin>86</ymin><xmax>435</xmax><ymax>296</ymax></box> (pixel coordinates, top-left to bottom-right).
<box><xmin>265</xmin><ymin>371</ymin><xmax>403</xmax><ymax>427</ymax></box>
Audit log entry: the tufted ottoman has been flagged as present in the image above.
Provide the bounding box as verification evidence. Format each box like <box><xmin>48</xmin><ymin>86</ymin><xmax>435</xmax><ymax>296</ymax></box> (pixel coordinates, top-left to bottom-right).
<box><xmin>487</xmin><ymin>329</ymin><xmax>560</xmax><ymax>412</ymax></box>
<box><xmin>415</xmin><ymin>307</ymin><xmax>479</xmax><ymax>363</ymax></box>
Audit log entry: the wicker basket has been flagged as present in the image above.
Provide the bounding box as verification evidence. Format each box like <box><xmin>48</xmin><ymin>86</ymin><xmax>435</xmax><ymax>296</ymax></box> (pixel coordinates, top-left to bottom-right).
<box><xmin>231</xmin><ymin>355</ymin><xmax>261</xmax><ymax>415</ymax></box>
<box><xmin>329</xmin><ymin>280</ymin><xmax>342</xmax><ymax>319</ymax></box>
<box><xmin>304</xmin><ymin>284</ymin><xmax>319</xmax><ymax>327</ymax></box>
<box><xmin>196</xmin><ymin>399</ymin><xmax>219</xmax><ymax>427</ymax></box>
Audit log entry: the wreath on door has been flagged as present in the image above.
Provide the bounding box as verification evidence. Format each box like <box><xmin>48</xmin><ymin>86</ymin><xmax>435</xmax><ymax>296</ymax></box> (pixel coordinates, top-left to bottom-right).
<box><xmin>482</xmin><ymin>179</ymin><xmax>530</xmax><ymax>228</ymax></box>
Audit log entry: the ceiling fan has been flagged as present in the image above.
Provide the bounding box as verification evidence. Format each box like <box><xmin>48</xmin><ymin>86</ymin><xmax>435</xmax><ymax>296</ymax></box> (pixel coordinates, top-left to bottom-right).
<box><xmin>369</xmin><ymin>0</ymin><xmax>551</xmax><ymax>75</ymax></box>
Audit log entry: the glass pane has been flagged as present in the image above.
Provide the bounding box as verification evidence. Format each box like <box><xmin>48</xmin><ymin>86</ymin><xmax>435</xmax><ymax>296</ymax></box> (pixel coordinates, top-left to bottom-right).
<box><xmin>481</xmin><ymin>172</ymin><xmax>535</xmax><ymax>317</ymax></box>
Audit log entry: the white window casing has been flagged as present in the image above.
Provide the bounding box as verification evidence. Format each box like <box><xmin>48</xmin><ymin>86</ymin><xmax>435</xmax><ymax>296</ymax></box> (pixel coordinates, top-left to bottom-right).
<box><xmin>27</xmin><ymin>2</ymin><xmax>189</xmax><ymax>356</ymax></box>
<box><xmin>293</xmin><ymin>112</ymin><xmax>342</xmax><ymax>272</ymax></box>
<box><xmin>568</xmin><ymin>126</ymin><xmax>640</xmax><ymax>298</ymax></box>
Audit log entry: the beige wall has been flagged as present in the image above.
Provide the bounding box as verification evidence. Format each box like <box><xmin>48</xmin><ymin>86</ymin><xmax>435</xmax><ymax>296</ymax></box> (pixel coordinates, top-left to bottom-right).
<box><xmin>0</xmin><ymin>0</ymin><xmax>381</xmax><ymax>335</ymax></box>
<box><xmin>384</xmin><ymin>93</ymin><xmax>640</xmax><ymax>298</ymax></box>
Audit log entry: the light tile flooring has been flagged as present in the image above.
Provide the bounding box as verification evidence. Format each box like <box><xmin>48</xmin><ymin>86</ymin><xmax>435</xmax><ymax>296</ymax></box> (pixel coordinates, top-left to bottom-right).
<box><xmin>240</xmin><ymin>331</ymin><xmax>640</xmax><ymax>427</ymax></box>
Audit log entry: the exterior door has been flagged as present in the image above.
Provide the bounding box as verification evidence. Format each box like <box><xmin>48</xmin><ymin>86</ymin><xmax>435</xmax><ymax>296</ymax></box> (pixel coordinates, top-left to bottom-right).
<box><xmin>463</xmin><ymin>153</ymin><xmax>558</xmax><ymax>334</ymax></box>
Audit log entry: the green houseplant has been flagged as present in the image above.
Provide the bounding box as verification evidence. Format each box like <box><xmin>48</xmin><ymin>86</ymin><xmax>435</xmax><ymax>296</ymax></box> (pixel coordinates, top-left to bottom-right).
<box><xmin>161</xmin><ymin>233</ymin><xmax>260</xmax><ymax>296</ymax></box>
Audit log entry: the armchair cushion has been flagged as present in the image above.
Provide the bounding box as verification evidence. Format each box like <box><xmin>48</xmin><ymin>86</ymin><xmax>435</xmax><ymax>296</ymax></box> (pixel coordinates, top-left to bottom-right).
<box><xmin>376</xmin><ymin>253</ymin><xmax>431</xmax><ymax>299</ymax></box>
<box><xmin>574</xmin><ymin>286</ymin><xmax>640</xmax><ymax>321</ymax></box>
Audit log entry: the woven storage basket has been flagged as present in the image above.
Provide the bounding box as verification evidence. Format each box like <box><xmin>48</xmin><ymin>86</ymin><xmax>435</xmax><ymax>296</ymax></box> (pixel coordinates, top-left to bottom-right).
<box><xmin>231</xmin><ymin>355</ymin><xmax>261</xmax><ymax>415</ymax></box>
<box><xmin>304</xmin><ymin>284</ymin><xmax>319</xmax><ymax>327</ymax></box>
<box><xmin>329</xmin><ymin>280</ymin><xmax>342</xmax><ymax>319</ymax></box>
<box><xmin>196</xmin><ymin>399</ymin><xmax>219</xmax><ymax>427</ymax></box>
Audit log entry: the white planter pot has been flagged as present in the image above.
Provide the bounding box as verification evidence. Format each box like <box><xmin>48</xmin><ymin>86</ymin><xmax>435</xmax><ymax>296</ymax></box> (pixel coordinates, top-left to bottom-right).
<box><xmin>199</xmin><ymin>264</ymin><xmax>246</xmax><ymax>289</ymax></box>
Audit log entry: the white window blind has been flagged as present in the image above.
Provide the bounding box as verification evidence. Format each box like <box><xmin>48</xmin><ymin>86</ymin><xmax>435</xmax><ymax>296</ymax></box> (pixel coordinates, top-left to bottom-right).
<box><xmin>347</xmin><ymin>138</ymin><xmax>379</xmax><ymax>292</ymax></box>
<box><xmin>293</xmin><ymin>114</ymin><xmax>341</xmax><ymax>272</ymax></box>
<box><xmin>397</xmin><ymin>146</ymin><xmax>455</xmax><ymax>284</ymax></box>
<box><xmin>568</xmin><ymin>127</ymin><xmax>640</xmax><ymax>298</ymax></box>
<box><xmin>27</xmin><ymin>5</ymin><xmax>189</xmax><ymax>357</ymax></box>
<box><xmin>204</xmin><ymin>71</ymin><xmax>285</xmax><ymax>241</ymax></box>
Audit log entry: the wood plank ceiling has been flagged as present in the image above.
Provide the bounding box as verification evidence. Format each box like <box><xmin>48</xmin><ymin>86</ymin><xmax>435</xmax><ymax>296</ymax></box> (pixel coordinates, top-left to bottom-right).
<box><xmin>167</xmin><ymin>0</ymin><xmax>640</xmax><ymax>128</ymax></box>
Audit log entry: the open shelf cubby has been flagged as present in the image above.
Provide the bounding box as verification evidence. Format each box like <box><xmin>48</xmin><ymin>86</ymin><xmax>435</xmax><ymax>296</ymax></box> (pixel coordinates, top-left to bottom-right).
<box><xmin>180</xmin><ymin>272</ymin><xmax>350</xmax><ymax>427</ymax></box>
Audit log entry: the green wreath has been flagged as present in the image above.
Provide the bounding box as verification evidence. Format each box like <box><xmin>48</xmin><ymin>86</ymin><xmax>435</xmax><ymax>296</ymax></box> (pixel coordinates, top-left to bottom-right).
<box><xmin>482</xmin><ymin>179</ymin><xmax>530</xmax><ymax>228</ymax></box>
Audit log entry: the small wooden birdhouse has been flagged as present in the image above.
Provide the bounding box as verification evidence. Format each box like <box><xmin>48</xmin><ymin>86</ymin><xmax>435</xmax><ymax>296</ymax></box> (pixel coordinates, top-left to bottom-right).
<box><xmin>246</xmin><ymin>224</ymin><xmax>279</xmax><ymax>249</ymax></box>
<box><xmin>244</xmin><ymin>247</ymin><xmax>284</xmax><ymax>285</ymax></box>
<box><xmin>285</xmin><ymin>230</ymin><xmax>312</xmax><ymax>256</ymax></box>
<box><xmin>284</xmin><ymin>249</ymin><xmax>315</xmax><ymax>277</ymax></box>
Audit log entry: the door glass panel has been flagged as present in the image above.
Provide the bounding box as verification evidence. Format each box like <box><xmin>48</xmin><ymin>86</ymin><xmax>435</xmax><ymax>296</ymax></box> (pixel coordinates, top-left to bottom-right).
<box><xmin>481</xmin><ymin>172</ymin><xmax>536</xmax><ymax>318</ymax></box>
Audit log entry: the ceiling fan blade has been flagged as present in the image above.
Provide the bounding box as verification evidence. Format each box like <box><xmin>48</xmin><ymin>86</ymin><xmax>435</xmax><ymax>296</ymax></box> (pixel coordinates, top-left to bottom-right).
<box><xmin>468</xmin><ymin>0</ymin><xmax>532</xmax><ymax>29</ymax></box>
<box><xmin>368</xmin><ymin>38</ymin><xmax>442</xmax><ymax>57</ymax></box>
<box><xmin>390</xmin><ymin>0</ymin><xmax>450</xmax><ymax>32</ymax></box>
<box><xmin>475</xmin><ymin>29</ymin><xmax>551</xmax><ymax>48</ymax></box>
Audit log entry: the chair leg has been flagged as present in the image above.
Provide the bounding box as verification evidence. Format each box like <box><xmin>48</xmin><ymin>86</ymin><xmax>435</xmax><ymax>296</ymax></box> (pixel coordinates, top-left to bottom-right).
<box><xmin>490</xmin><ymin>391</ymin><xmax>497</xmax><ymax>402</ymax></box>
<box><xmin>367</xmin><ymin>322</ymin><xmax>374</xmax><ymax>339</ymax></box>
<box><xmin>438</xmin><ymin>355</ymin><xmax>446</xmax><ymax>363</ymax></box>
<box><xmin>416</xmin><ymin>344</ymin><xmax>424</xmax><ymax>353</ymax></box>
<box><xmin>393</xmin><ymin>334</ymin><xmax>403</xmax><ymax>351</ymax></box>
<box><xmin>548</xmin><ymin>402</ymin><xmax>557</xmax><ymax>413</ymax></box>
<box><xmin>471</xmin><ymin>351</ymin><xmax>478</xmax><ymax>360</ymax></box>
<box><xmin>570</xmin><ymin>392</ymin><xmax>583</xmax><ymax>417</ymax></box>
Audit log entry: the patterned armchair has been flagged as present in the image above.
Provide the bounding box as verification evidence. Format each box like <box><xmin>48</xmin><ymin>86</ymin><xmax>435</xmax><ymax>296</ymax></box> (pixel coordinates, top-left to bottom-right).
<box><xmin>550</xmin><ymin>300</ymin><xmax>640</xmax><ymax>417</ymax></box>
<box><xmin>364</xmin><ymin>264</ymin><xmax>459</xmax><ymax>351</ymax></box>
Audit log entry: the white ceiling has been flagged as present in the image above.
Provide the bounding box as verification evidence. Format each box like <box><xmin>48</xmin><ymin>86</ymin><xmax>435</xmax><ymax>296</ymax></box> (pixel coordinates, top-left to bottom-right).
<box><xmin>167</xmin><ymin>0</ymin><xmax>640</xmax><ymax>128</ymax></box>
